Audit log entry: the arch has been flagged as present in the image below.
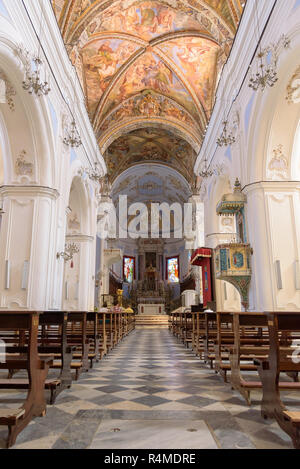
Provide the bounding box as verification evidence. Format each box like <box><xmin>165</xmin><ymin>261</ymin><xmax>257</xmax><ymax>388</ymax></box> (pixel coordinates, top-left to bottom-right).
<box><xmin>99</xmin><ymin>117</ymin><xmax>201</xmax><ymax>154</ymax></box>
<box><xmin>246</xmin><ymin>26</ymin><xmax>300</xmax><ymax>184</ymax></box>
<box><xmin>0</xmin><ymin>35</ymin><xmax>57</xmax><ymax>187</ymax></box>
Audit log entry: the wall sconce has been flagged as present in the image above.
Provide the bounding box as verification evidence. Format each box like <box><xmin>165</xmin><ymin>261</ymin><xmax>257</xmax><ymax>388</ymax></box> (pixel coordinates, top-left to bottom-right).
<box><xmin>57</xmin><ymin>243</ymin><xmax>79</xmax><ymax>266</ymax></box>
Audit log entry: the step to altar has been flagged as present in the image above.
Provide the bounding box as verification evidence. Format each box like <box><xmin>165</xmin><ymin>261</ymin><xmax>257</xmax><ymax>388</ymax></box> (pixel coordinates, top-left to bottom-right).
<box><xmin>135</xmin><ymin>315</ymin><xmax>170</xmax><ymax>327</ymax></box>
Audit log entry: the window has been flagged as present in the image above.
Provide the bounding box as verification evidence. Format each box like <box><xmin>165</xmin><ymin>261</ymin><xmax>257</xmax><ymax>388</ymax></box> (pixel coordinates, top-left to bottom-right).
<box><xmin>167</xmin><ymin>257</ymin><xmax>180</xmax><ymax>283</ymax></box>
<box><xmin>123</xmin><ymin>257</ymin><xmax>135</xmax><ymax>283</ymax></box>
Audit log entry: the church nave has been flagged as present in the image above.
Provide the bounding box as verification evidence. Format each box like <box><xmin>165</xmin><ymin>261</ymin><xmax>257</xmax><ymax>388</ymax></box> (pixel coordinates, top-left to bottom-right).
<box><xmin>0</xmin><ymin>0</ymin><xmax>299</xmax><ymax>452</ymax></box>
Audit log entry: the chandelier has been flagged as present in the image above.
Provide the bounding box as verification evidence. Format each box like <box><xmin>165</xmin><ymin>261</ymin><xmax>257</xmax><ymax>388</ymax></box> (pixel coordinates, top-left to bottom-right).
<box><xmin>199</xmin><ymin>157</ymin><xmax>224</xmax><ymax>179</ymax></box>
<box><xmin>86</xmin><ymin>164</ymin><xmax>112</xmax><ymax>195</ymax></box>
<box><xmin>63</xmin><ymin>120</ymin><xmax>82</xmax><ymax>148</ymax></box>
<box><xmin>57</xmin><ymin>243</ymin><xmax>79</xmax><ymax>266</ymax></box>
<box><xmin>199</xmin><ymin>157</ymin><xmax>214</xmax><ymax>179</ymax></box>
<box><xmin>22</xmin><ymin>57</ymin><xmax>50</xmax><ymax>97</ymax></box>
<box><xmin>85</xmin><ymin>162</ymin><xmax>102</xmax><ymax>183</ymax></box>
<box><xmin>249</xmin><ymin>47</ymin><xmax>278</xmax><ymax>92</ymax></box>
<box><xmin>217</xmin><ymin>120</ymin><xmax>236</xmax><ymax>147</ymax></box>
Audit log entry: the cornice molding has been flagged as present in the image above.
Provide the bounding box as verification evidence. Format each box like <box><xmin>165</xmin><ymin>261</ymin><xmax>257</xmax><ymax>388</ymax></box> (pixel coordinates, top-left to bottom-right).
<box><xmin>243</xmin><ymin>181</ymin><xmax>300</xmax><ymax>195</ymax></box>
<box><xmin>0</xmin><ymin>185</ymin><xmax>60</xmax><ymax>199</ymax></box>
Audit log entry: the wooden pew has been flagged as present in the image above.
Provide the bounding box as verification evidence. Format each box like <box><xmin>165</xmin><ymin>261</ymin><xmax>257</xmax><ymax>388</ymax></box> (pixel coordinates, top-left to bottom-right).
<box><xmin>228</xmin><ymin>312</ymin><xmax>299</xmax><ymax>405</ymax></box>
<box><xmin>255</xmin><ymin>312</ymin><xmax>300</xmax><ymax>449</ymax></box>
<box><xmin>0</xmin><ymin>312</ymin><xmax>52</xmax><ymax>448</ymax></box>
<box><xmin>51</xmin><ymin>312</ymin><xmax>89</xmax><ymax>380</ymax></box>
<box><xmin>38</xmin><ymin>312</ymin><xmax>74</xmax><ymax>404</ymax></box>
<box><xmin>127</xmin><ymin>310</ymin><xmax>136</xmax><ymax>334</ymax></box>
<box><xmin>86</xmin><ymin>312</ymin><xmax>100</xmax><ymax>365</ymax></box>
<box><xmin>182</xmin><ymin>309</ymin><xmax>193</xmax><ymax>348</ymax></box>
<box><xmin>191</xmin><ymin>305</ymin><xmax>206</xmax><ymax>359</ymax></box>
<box><xmin>98</xmin><ymin>310</ymin><xmax>107</xmax><ymax>359</ymax></box>
<box><xmin>213</xmin><ymin>312</ymin><xmax>271</xmax><ymax>384</ymax></box>
<box><xmin>227</xmin><ymin>312</ymin><xmax>269</xmax><ymax>404</ymax></box>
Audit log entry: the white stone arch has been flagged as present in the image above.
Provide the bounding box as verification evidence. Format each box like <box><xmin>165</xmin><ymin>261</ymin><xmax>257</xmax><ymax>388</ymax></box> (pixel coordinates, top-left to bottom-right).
<box><xmin>241</xmin><ymin>28</ymin><xmax>300</xmax><ymax>311</ymax></box>
<box><xmin>62</xmin><ymin>167</ymin><xmax>96</xmax><ymax>311</ymax></box>
<box><xmin>0</xmin><ymin>36</ymin><xmax>56</xmax><ymax>187</ymax></box>
<box><xmin>0</xmin><ymin>30</ymin><xmax>60</xmax><ymax>310</ymax></box>
<box><xmin>246</xmin><ymin>25</ymin><xmax>300</xmax><ymax>184</ymax></box>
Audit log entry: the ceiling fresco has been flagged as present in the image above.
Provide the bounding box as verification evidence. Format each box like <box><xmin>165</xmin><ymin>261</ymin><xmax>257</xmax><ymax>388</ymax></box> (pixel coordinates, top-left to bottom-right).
<box><xmin>112</xmin><ymin>163</ymin><xmax>192</xmax><ymax>206</ymax></box>
<box><xmin>101</xmin><ymin>51</ymin><xmax>199</xmax><ymax>121</ymax></box>
<box><xmin>81</xmin><ymin>38</ymin><xmax>140</xmax><ymax>116</ymax></box>
<box><xmin>157</xmin><ymin>36</ymin><xmax>220</xmax><ymax>113</ymax></box>
<box><xmin>98</xmin><ymin>90</ymin><xmax>201</xmax><ymax>144</ymax></box>
<box><xmin>104</xmin><ymin>127</ymin><xmax>197</xmax><ymax>181</ymax></box>
<box><xmin>52</xmin><ymin>0</ymin><xmax>245</xmax><ymax>182</ymax></box>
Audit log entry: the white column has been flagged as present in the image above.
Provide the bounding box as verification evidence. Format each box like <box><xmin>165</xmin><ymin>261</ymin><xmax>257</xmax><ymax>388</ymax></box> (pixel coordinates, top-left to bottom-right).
<box><xmin>0</xmin><ymin>186</ymin><xmax>59</xmax><ymax>310</ymax></box>
<box><xmin>244</xmin><ymin>181</ymin><xmax>300</xmax><ymax>311</ymax></box>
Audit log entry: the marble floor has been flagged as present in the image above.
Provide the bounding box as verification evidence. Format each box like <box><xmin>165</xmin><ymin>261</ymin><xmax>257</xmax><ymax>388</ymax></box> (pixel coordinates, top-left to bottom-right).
<box><xmin>0</xmin><ymin>328</ymin><xmax>297</xmax><ymax>449</ymax></box>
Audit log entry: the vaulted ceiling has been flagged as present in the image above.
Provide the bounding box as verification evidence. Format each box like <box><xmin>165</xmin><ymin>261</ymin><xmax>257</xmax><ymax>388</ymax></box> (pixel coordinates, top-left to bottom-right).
<box><xmin>52</xmin><ymin>0</ymin><xmax>245</xmax><ymax>182</ymax></box>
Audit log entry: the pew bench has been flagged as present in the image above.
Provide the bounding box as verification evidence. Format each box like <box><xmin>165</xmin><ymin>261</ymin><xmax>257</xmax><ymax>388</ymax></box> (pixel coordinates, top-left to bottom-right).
<box><xmin>0</xmin><ymin>312</ymin><xmax>53</xmax><ymax>448</ymax></box>
<box><xmin>255</xmin><ymin>312</ymin><xmax>300</xmax><ymax>449</ymax></box>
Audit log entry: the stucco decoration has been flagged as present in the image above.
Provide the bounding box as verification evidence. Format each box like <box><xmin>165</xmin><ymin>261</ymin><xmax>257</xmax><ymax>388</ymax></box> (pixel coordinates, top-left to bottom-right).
<box><xmin>0</xmin><ymin>70</ymin><xmax>16</xmax><ymax>111</ymax></box>
<box><xmin>286</xmin><ymin>65</ymin><xmax>300</xmax><ymax>104</ymax></box>
<box><xmin>267</xmin><ymin>144</ymin><xmax>289</xmax><ymax>180</ymax></box>
<box><xmin>15</xmin><ymin>150</ymin><xmax>34</xmax><ymax>177</ymax></box>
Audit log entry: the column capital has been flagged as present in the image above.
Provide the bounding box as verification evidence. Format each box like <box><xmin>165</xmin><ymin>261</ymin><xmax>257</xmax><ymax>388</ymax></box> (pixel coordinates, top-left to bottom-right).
<box><xmin>243</xmin><ymin>181</ymin><xmax>300</xmax><ymax>195</ymax></box>
<box><xmin>66</xmin><ymin>234</ymin><xmax>94</xmax><ymax>243</ymax></box>
<box><xmin>0</xmin><ymin>185</ymin><xmax>60</xmax><ymax>200</ymax></box>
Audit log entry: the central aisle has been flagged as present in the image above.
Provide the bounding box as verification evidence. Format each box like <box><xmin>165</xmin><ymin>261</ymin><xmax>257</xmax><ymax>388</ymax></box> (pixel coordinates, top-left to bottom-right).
<box><xmin>10</xmin><ymin>329</ymin><xmax>293</xmax><ymax>449</ymax></box>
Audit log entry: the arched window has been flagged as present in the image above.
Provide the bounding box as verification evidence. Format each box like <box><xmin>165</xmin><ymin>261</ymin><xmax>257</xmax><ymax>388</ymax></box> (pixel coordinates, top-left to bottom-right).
<box><xmin>123</xmin><ymin>257</ymin><xmax>135</xmax><ymax>283</ymax></box>
<box><xmin>166</xmin><ymin>256</ymin><xmax>180</xmax><ymax>283</ymax></box>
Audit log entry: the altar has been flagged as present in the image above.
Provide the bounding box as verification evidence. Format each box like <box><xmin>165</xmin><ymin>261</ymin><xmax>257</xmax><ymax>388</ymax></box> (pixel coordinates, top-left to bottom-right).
<box><xmin>138</xmin><ymin>304</ymin><xmax>165</xmax><ymax>315</ymax></box>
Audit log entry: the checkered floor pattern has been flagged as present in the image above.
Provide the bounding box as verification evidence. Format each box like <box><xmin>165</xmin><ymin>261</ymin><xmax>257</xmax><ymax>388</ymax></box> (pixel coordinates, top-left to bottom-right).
<box><xmin>0</xmin><ymin>328</ymin><xmax>297</xmax><ymax>449</ymax></box>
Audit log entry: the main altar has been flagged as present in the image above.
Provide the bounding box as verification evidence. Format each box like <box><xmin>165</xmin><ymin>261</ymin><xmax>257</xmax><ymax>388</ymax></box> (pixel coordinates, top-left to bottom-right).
<box><xmin>135</xmin><ymin>239</ymin><xmax>166</xmax><ymax>314</ymax></box>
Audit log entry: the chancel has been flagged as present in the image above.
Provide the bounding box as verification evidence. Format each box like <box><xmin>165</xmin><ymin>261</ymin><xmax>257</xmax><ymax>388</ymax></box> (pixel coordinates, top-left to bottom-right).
<box><xmin>0</xmin><ymin>0</ymin><xmax>299</xmax><ymax>451</ymax></box>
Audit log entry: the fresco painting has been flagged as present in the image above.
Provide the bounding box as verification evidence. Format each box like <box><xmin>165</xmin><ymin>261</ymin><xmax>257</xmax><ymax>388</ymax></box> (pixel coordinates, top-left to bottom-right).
<box><xmin>98</xmin><ymin>91</ymin><xmax>199</xmax><ymax>137</ymax></box>
<box><xmin>52</xmin><ymin>0</ymin><xmax>245</xmax><ymax>181</ymax></box>
<box><xmin>103</xmin><ymin>52</ymin><xmax>198</xmax><ymax>120</ymax></box>
<box><xmin>91</xmin><ymin>2</ymin><xmax>207</xmax><ymax>41</ymax></box>
<box><xmin>81</xmin><ymin>38</ymin><xmax>139</xmax><ymax>116</ymax></box>
<box><xmin>104</xmin><ymin>128</ymin><xmax>196</xmax><ymax>180</ymax></box>
<box><xmin>158</xmin><ymin>37</ymin><xmax>219</xmax><ymax>110</ymax></box>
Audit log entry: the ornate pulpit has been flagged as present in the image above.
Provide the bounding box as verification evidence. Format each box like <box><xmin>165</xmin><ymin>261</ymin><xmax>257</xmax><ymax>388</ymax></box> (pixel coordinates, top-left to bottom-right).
<box><xmin>214</xmin><ymin>243</ymin><xmax>252</xmax><ymax>310</ymax></box>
